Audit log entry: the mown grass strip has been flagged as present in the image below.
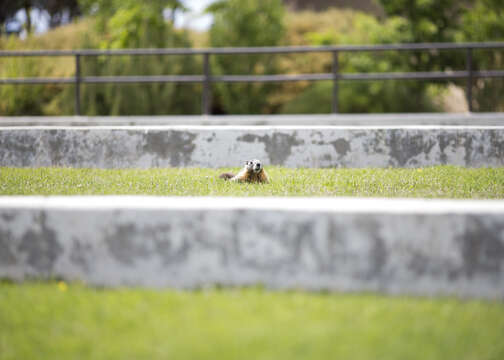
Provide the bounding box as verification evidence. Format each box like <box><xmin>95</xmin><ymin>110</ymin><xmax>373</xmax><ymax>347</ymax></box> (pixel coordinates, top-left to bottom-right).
<box><xmin>0</xmin><ymin>282</ymin><xmax>503</xmax><ymax>360</ymax></box>
<box><xmin>1</xmin><ymin>166</ymin><xmax>504</xmax><ymax>198</ymax></box>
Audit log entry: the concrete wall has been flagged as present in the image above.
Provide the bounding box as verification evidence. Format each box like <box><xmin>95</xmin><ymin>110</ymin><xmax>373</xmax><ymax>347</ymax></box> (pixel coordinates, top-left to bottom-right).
<box><xmin>1</xmin><ymin>125</ymin><xmax>504</xmax><ymax>168</ymax></box>
<box><xmin>1</xmin><ymin>196</ymin><xmax>504</xmax><ymax>299</ymax></box>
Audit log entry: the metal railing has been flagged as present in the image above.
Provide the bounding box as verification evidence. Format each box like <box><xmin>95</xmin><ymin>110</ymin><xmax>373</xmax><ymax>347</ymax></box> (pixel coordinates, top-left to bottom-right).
<box><xmin>1</xmin><ymin>42</ymin><xmax>504</xmax><ymax>115</ymax></box>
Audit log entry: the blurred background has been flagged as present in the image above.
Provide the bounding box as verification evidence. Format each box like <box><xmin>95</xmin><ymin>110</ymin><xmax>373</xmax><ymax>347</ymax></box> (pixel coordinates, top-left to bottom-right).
<box><xmin>0</xmin><ymin>0</ymin><xmax>503</xmax><ymax>116</ymax></box>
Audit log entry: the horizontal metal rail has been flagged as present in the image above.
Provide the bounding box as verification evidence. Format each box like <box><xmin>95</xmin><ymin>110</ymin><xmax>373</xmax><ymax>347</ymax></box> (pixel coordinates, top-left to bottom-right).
<box><xmin>0</xmin><ymin>77</ymin><xmax>75</xmax><ymax>84</ymax></box>
<box><xmin>81</xmin><ymin>75</ymin><xmax>205</xmax><ymax>83</ymax></box>
<box><xmin>2</xmin><ymin>42</ymin><xmax>504</xmax><ymax>57</ymax></box>
<box><xmin>3</xmin><ymin>70</ymin><xmax>504</xmax><ymax>85</ymax></box>
<box><xmin>1</xmin><ymin>42</ymin><xmax>504</xmax><ymax>114</ymax></box>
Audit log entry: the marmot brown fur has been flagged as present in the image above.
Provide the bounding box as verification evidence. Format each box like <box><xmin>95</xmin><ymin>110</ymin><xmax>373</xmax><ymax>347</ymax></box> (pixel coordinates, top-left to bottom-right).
<box><xmin>219</xmin><ymin>159</ymin><xmax>269</xmax><ymax>183</ymax></box>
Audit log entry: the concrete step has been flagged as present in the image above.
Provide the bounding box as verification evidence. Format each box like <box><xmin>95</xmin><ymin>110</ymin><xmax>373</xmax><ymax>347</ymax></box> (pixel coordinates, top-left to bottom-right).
<box><xmin>1</xmin><ymin>196</ymin><xmax>503</xmax><ymax>299</ymax></box>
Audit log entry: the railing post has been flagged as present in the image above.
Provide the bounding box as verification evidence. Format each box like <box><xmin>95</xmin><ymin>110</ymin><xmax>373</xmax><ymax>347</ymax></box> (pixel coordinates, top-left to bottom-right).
<box><xmin>466</xmin><ymin>47</ymin><xmax>473</xmax><ymax>112</ymax></box>
<box><xmin>75</xmin><ymin>54</ymin><xmax>81</xmax><ymax>116</ymax></box>
<box><xmin>332</xmin><ymin>50</ymin><xmax>339</xmax><ymax>113</ymax></box>
<box><xmin>202</xmin><ymin>52</ymin><xmax>211</xmax><ymax>115</ymax></box>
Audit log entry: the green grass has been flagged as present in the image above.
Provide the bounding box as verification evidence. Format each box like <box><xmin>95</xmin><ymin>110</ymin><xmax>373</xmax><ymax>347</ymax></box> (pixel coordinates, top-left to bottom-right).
<box><xmin>0</xmin><ymin>282</ymin><xmax>503</xmax><ymax>360</ymax></box>
<box><xmin>1</xmin><ymin>166</ymin><xmax>504</xmax><ymax>198</ymax></box>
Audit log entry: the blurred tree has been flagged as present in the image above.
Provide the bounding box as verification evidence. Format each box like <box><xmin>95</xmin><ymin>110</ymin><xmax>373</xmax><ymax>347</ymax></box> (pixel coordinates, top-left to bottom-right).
<box><xmin>0</xmin><ymin>0</ymin><xmax>81</xmax><ymax>35</ymax></box>
<box><xmin>283</xmin><ymin>13</ymin><xmax>439</xmax><ymax>113</ymax></box>
<box><xmin>45</xmin><ymin>0</ymin><xmax>81</xmax><ymax>28</ymax></box>
<box><xmin>69</xmin><ymin>0</ymin><xmax>200</xmax><ymax>115</ymax></box>
<box><xmin>79</xmin><ymin>0</ymin><xmax>186</xmax><ymax>30</ymax></box>
<box><xmin>207</xmin><ymin>0</ymin><xmax>285</xmax><ymax>114</ymax></box>
<box><xmin>459</xmin><ymin>0</ymin><xmax>504</xmax><ymax>42</ymax></box>
<box><xmin>0</xmin><ymin>2</ymin><xmax>16</xmax><ymax>35</ymax></box>
<box><xmin>457</xmin><ymin>0</ymin><xmax>504</xmax><ymax>111</ymax></box>
<box><xmin>0</xmin><ymin>0</ymin><xmax>33</xmax><ymax>34</ymax></box>
<box><xmin>0</xmin><ymin>36</ymin><xmax>46</xmax><ymax>114</ymax></box>
<box><xmin>379</xmin><ymin>0</ymin><xmax>465</xmax><ymax>43</ymax></box>
<box><xmin>378</xmin><ymin>0</ymin><xmax>468</xmax><ymax>73</ymax></box>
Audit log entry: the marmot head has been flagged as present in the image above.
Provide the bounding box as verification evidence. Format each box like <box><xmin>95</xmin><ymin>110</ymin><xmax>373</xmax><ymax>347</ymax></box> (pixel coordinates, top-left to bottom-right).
<box><xmin>245</xmin><ymin>159</ymin><xmax>263</xmax><ymax>174</ymax></box>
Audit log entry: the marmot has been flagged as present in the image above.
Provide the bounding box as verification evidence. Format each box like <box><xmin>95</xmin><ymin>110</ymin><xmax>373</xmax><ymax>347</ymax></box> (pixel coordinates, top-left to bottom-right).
<box><xmin>219</xmin><ymin>159</ymin><xmax>269</xmax><ymax>183</ymax></box>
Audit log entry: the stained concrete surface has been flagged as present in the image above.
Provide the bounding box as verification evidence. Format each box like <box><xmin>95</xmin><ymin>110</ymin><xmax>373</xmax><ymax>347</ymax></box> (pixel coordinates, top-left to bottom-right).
<box><xmin>1</xmin><ymin>125</ymin><xmax>504</xmax><ymax>168</ymax></box>
<box><xmin>1</xmin><ymin>196</ymin><xmax>503</xmax><ymax>299</ymax></box>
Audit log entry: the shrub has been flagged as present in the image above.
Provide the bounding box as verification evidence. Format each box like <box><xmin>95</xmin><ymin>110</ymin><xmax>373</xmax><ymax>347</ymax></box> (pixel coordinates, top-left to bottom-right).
<box><xmin>62</xmin><ymin>0</ymin><xmax>200</xmax><ymax>115</ymax></box>
<box><xmin>282</xmin><ymin>11</ymin><xmax>439</xmax><ymax>113</ymax></box>
<box><xmin>456</xmin><ymin>0</ymin><xmax>504</xmax><ymax>112</ymax></box>
<box><xmin>207</xmin><ymin>0</ymin><xmax>285</xmax><ymax>114</ymax></box>
<box><xmin>0</xmin><ymin>37</ymin><xmax>46</xmax><ymax>115</ymax></box>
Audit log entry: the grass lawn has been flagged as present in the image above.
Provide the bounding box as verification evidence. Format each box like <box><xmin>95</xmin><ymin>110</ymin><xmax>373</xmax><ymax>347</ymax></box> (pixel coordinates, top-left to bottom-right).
<box><xmin>0</xmin><ymin>166</ymin><xmax>503</xmax><ymax>198</ymax></box>
<box><xmin>0</xmin><ymin>282</ymin><xmax>503</xmax><ymax>360</ymax></box>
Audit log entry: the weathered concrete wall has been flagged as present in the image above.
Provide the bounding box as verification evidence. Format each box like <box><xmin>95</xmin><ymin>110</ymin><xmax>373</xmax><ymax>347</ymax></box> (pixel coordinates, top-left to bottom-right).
<box><xmin>1</xmin><ymin>196</ymin><xmax>504</xmax><ymax>299</ymax></box>
<box><xmin>1</xmin><ymin>125</ymin><xmax>504</xmax><ymax>168</ymax></box>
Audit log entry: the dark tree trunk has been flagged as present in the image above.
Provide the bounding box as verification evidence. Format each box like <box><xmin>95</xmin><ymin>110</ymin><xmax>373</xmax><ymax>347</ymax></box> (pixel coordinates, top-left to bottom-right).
<box><xmin>24</xmin><ymin>2</ymin><xmax>31</xmax><ymax>34</ymax></box>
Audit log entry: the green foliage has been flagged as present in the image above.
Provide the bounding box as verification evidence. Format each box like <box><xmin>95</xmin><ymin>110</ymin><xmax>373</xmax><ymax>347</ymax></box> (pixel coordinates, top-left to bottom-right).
<box><xmin>2</xmin><ymin>0</ymin><xmax>504</xmax><ymax>114</ymax></box>
<box><xmin>0</xmin><ymin>68</ymin><xmax>45</xmax><ymax>115</ymax></box>
<box><xmin>1</xmin><ymin>166</ymin><xmax>504</xmax><ymax>198</ymax></box>
<box><xmin>377</xmin><ymin>0</ymin><xmax>504</xmax><ymax>111</ymax></box>
<box><xmin>459</xmin><ymin>0</ymin><xmax>504</xmax><ymax>42</ymax></box>
<box><xmin>0</xmin><ymin>38</ymin><xmax>47</xmax><ymax>115</ymax></box>
<box><xmin>283</xmin><ymin>80</ymin><xmax>438</xmax><ymax>114</ymax></box>
<box><xmin>207</xmin><ymin>0</ymin><xmax>285</xmax><ymax>114</ymax></box>
<box><xmin>0</xmin><ymin>1</ymin><xmax>201</xmax><ymax>116</ymax></box>
<box><xmin>207</xmin><ymin>0</ymin><xmax>285</xmax><ymax>47</ymax></box>
<box><xmin>56</xmin><ymin>0</ymin><xmax>201</xmax><ymax>115</ymax></box>
<box><xmin>456</xmin><ymin>0</ymin><xmax>504</xmax><ymax>111</ymax></box>
<box><xmin>1</xmin><ymin>282</ymin><xmax>504</xmax><ymax>360</ymax></box>
<box><xmin>283</xmin><ymin>13</ymin><xmax>439</xmax><ymax>113</ymax></box>
<box><xmin>377</xmin><ymin>0</ymin><xmax>468</xmax><ymax>75</ymax></box>
<box><xmin>379</xmin><ymin>0</ymin><xmax>464</xmax><ymax>43</ymax></box>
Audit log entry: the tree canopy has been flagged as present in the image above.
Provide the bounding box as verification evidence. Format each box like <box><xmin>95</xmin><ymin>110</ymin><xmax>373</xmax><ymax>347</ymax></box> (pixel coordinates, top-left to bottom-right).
<box><xmin>0</xmin><ymin>0</ymin><xmax>81</xmax><ymax>34</ymax></box>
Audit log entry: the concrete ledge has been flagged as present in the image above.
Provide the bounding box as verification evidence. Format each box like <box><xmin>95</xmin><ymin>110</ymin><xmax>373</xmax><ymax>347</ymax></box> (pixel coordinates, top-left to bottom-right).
<box><xmin>1</xmin><ymin>125</ymin><xmax>504</xmax><ymax>168</ymax></box>
<box><xmin>1</xmin><ymin>113</ymin><xmax>504</xmax><ymax>126</ymax></box>
<box><xmin>1</xmin><ymin>196</ymin><xmax>504</xmax><ymax>299</ymax></box>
